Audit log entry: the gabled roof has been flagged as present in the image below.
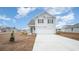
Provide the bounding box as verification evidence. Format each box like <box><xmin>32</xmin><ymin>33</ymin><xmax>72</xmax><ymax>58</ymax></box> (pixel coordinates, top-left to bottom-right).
<box><xmin>73</xmin><ymin>23</ymin><xmax>79</xmax><ymax>28</ymax></box>
<box><xmin>28</xmin><ymin>19</ymin><xmax>35</xmax><ymax>26</ymax></box>
<box><xmin>62</xmin><ymin>23</ymin><xmax>79</xmax><ymax>29</ymax></box>
<box><xmin>62</xmin><ymin>25</ymin><xmax>73</xmax><ymax>29</ymax></box>
<box><xmin>28</xmin><ymin>11</ymin><xmax>56</xmax><ymax>26</ymax></box>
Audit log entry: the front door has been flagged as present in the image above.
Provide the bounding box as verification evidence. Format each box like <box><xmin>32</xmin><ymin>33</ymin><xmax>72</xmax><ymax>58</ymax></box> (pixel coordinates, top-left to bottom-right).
<box><xmin>30</xmin><ymin>27</ymin><xmax>35</xmax><ymax>33</ymax></box>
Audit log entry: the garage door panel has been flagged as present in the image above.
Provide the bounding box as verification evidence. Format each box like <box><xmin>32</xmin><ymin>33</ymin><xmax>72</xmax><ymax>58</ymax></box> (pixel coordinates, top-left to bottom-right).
<box><xmin>35</xmin><ymin>26</ymin><xmax>55</xmax><ymax>34</ymax></box>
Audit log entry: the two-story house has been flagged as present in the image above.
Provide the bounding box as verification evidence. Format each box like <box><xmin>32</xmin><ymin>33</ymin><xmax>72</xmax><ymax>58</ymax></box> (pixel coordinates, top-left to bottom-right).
<box><xmin>28</xmin><ymin>12</ymin><xmax>56</xmax><ymax>34</ymax></box>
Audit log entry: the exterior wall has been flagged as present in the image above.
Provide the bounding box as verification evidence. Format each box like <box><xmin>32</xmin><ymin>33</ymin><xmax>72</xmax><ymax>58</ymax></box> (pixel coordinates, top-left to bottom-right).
<box><xmin>35</xmin><ymin>13</ymin><xmax>56</xmax><ymax>34</ymax></box>
<box><xmin>61</xmin><ymin>28</ymin><xmax>72</xmax><ymax>32</ymax></box>
<box><xmin>73</xmin><ymin>28</ymin><xmax>79</xmax><ymax>33</ymax></box>
<box><xmin>60</xmin><ymin>28</ymin><xmax>79</xmax><ymax>33</ymax></box>
<box><xmin>28</xmin><ymin>26</ymin><xmax>35</xmax><ymax>34</ymax></box>
<box><xmin>30</xmin><ymin>27</ymin><xmax>35</xmax><ymax>33</ymax></box>
<box><xmin>65</xmin><ymin>29</ymin><xmax>72</xmax><ymax>32</ymax></box>
<box><xmin>60</xmin><ymin>29</ymin><xmax>65</xmax><ymax>32</ymax></box>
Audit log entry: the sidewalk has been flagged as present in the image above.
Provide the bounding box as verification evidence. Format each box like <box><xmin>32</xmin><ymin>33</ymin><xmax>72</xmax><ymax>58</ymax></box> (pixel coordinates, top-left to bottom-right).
<box><xmin>33</xmin><ymin>34</ymin><xmax>79</xmax><ymax>51</ymax></box>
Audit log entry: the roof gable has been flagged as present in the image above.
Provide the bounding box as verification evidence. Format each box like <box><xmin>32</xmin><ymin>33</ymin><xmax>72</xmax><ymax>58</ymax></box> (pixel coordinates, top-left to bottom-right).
<box><xmin>28</xmin><ymin>19</ymin><xmax>35</xmax><ymax>26</ymax></box>
<box><xmin>35</xmin><ymin>11</ymin><xmax>56</xmax><ymax>19</ymax></box>
<box><xmin>28</xmin><ymin>11</ymin><xmax>56</xmax><ymax>26</ymax></box>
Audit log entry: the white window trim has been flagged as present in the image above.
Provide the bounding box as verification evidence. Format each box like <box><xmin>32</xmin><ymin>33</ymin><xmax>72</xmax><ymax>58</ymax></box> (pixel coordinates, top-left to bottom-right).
<box><xmin>48</xmin><ymin>19</ymin><xmax>53</xmax><ymax>24</ymax></box>
<box><xmin>38</xmin><ymin>19</ymin><xmax>44</xmax><ymax>23</ymax></box>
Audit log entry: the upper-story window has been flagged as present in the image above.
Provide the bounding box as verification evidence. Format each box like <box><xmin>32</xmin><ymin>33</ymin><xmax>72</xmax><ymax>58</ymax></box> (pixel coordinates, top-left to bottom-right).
<box><xmin>48</xmin><ymin>19</ymin><xmax>53</xmax><ymax>24</ymax></box>
<box><xmin>38</xmin><ymin>19</ymin><xmax>44</xmax><ymax>23</ymax></box>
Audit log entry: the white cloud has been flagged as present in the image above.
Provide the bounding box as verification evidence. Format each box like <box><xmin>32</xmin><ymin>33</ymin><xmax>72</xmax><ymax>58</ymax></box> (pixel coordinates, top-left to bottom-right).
<box><xmin>0</xmin><ymin>15</ymin><xmax>16</xmax><ymax>22</ymax></box>
<box><xmin>0</xmin><ymin>15</ymin><xmax>11</xmax><ymax>20</ymax></box>
<box><xmin>44</xmin><ymin>7</ymin><xmax>71</xmax><ymax>15</ymax></box>
<box><xmin>2</xmin><ymin>21</ymin><xmax>8</xmax><ymax>26</ymax></box>
<box><xmin>15</xmin><ymin>7</ymin><xmax>36</xmax><ymax>19</ymax></box>
<box><xmin>0</xmin><ymin>23</ymin><xmax>2</xmax><ymax>26</ymax></box>
<box><xmin>56</xmin><ymin>21</ymin><xmax>66</xmax><ymax>28</ymax></box>
<box><xmin>56</xmin><ymin>12</ymin><xmax>75</xmax><ymax>29</ymax></box>
<box><xmin>61</xmin><ymin>12</ymin><xmax>75</xmax><ymax>21</ymax></box>
<box><xmin>0</xmin><ymin>15</ymin><xmax>17</xmax><ymax>27</ymax></box>
<box><xmin>44</xmin><ymin>7</ymin><xmax>73</xmax><ymax>28</ymax></box>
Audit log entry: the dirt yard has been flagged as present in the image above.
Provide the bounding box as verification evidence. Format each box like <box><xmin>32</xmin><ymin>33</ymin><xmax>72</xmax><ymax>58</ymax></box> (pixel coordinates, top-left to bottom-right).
<box><xmin>56</xmin><ymin>32</ymin><xmax>79</xmax><ymax>41</ymax></box>
<box><xmin>0</xmin><ymin>32</ymin><xmax>36</xmax><ymax>51</ymax></box>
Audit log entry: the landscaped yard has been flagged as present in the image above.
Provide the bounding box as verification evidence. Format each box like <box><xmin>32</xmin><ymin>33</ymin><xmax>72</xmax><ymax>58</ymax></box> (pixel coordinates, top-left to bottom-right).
<box><xmin>0</xmin><ymin>32</ymin><xmax>36</xmax><ymax>51</ymax></box>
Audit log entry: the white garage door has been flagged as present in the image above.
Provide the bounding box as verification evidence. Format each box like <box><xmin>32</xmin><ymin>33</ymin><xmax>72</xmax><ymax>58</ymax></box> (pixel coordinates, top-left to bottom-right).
<box><xmin>35</xmin><ymin>26</ymin><xmax>56</xmax><ymax>34</ymax></box>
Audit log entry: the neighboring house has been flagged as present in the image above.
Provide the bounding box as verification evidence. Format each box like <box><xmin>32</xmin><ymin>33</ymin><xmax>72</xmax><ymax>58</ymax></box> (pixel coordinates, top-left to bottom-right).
<box><xmin>28</xmin><ymin>12</ymin><xmax>56</xmax><ymax>34</ymax></box>
<box><xmin>73</xmin><ymin>23</ymin><xmax>79</xmax><ymax>33</ymax></box>
<box><xmin>61</xmin><ymin>25</ymin><xmax>73</xmax><ymax>32</ymax></box>
<box><xmin>56</xmin><ymin>29</ymin><xmax>61</xmax><ymax>32</ymax></box>
<box><xmin>0</xmin><ymin>26</ymin><xmax>17</xmax><ymax>32</ymax></box>
<box><xmin>59</xmin><ymin>23</ymin><xmax>79</xmax><ymax>33</ymax></box>
<box><xmin>1</xmin><ymin>27</ymin><xmax>12</xmax><ymax>32</ymax></box>
<box><xmin>0</xmin><ymin>27</ymin><xmax>1</xmax><ymax>32</ymax></box>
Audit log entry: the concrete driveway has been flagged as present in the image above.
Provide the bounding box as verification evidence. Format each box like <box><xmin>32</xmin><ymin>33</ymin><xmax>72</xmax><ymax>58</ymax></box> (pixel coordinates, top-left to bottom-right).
<box><xmin>33</xmin><ymin>34</ymin><xmax>79</xmax><ymax>51</ymax></box>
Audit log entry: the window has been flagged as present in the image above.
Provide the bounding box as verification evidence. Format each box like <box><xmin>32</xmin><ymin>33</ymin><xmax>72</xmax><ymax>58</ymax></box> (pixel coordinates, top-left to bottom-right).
<box><xmin>38</xmin><ymin>19</ymin><xmax>44</xmax><ymax>23</ymax></box>
<box><xmin>48</xmin><ymin>19</ymin><xmax>53</xmax><ymax>24</ymax></box>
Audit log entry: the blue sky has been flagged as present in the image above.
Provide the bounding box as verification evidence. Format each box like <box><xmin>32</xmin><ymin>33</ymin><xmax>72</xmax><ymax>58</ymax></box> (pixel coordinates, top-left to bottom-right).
<box><xmin>0</xmin><ymin>7</ymin><xmax>79</xmax><ymax>29</ymax></box>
